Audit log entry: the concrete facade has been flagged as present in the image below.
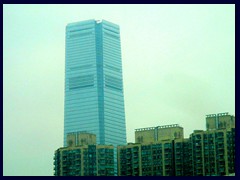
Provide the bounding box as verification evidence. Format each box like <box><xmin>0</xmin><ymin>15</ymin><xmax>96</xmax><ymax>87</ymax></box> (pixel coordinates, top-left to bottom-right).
<box><xmin>189</xmin><ymin>128</ymin><xmax>235</xmax><ymax>176</ymax></box>
<box><xmin>135</xmin><ymin>124</ymin><xmax>183</xmax><ymax>144</ymax></box>
<box><xmin>54</xmin><ymin>132</ymin><xmax>114</xmax><ymax>176</ymax></box>
<box><xmin>54</xmin><ymin>144</ymin><xmax>114</xmax><ymax>176</ymax></box>
<box><xmin>206</xmin><ymin>112</ymin><xmax>235</xmax><ymax>130</ymax></box>
<box><xmin>117</xmin><ymin>140</ymin><xmax>175</xmax><ymax>176</ymax></box>
<box><xmin>119</xmin><ymin>124</ymin><xmax>183</xmax><ymax>176</ymax></box>
<box><xmin>174</xmin><ymin>138</ymin><xmax>191</xmax><ymax>176</ymax></box>
<box><xmin>119</xmin><ymin>113</ymin><xmax>235</xmax><ymax>176</ymax></box>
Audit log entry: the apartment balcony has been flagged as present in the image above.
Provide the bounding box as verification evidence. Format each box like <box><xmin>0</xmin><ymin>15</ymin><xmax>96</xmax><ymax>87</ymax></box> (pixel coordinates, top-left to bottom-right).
<box><xmin>133</xmin><ymin>149</ymin><xmax>138</xmax><ymax>153</ymax></box>
<box><xmin>195</xmin><ymin>143</ymin><xmax>201</xmax><ymax>147</ymax></box>
<box><xmin>164</xmin><ymin>161</ymin><xmax>171</xmax><ymax>166</ymax></box>
<box><xmin>195</xmin><ymin>148</ymin><xmax>201</xmax><ymax>152</ymax></box>
<box><xmin>217</xmin><ymin>146</ymin><xmax>224</xmax><ymax>150</ymax></box>
<box><xmin>126</xmin><ymin>156</ymin><xmax>131</xmax><ymax>160</ymax></box>
<box><xmin>175</xmin><ymin>156</ymin><xmax>182</xmax><ymax>160</ymax></box>
<box><xmin>126</xmin><ymin>161</ymin><xmax>132</xmax><ymax>165</ymax></box>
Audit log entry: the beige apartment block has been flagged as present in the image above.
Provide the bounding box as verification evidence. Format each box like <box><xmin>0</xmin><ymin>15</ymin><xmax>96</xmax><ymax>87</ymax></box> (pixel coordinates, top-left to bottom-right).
<box><xmin>135</xmin><ymin>124</ymin><xmax>183</xmax><ymax>143</ymax></box>
<box><xmin>123</xmin><ymin>116</ymin><xmax>235</xmax><ymax>176</ymax></box>
<box><xmin>189</xmin><ymin>128</ymin><xmax>235</xmax><ymax>176</ymax></box>
<box><xmin>206</xmin><ymin>112</ymin><xmax>235</xmax><ymax>130</ymax></box>
<box><xmin>54</xmin><ymin>132</ymin><xmax>114</xmax><ymax>176</ymax></box>
<box><xmin>174</xmin><ymin>138</ymin><xmax>191</xmax><ymax>176</ymax></box>
<box><xmin>117</xmin><ymin>139</ymin><xmax>176</xmax><ymax>176</ymax></box>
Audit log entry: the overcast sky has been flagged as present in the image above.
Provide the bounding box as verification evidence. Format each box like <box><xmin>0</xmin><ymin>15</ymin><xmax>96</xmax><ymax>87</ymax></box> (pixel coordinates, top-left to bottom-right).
<box><xmin>3</xmin><ymin>4</ymin><xmax>235</xmax><ymax>176</ymax></box>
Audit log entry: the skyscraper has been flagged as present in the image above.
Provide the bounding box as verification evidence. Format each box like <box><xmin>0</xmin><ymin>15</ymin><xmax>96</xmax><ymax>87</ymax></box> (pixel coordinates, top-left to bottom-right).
<box><xmin>64</xmin><ymin>19</ymin><xmax>126</xmax><ymax>148</ymax></box>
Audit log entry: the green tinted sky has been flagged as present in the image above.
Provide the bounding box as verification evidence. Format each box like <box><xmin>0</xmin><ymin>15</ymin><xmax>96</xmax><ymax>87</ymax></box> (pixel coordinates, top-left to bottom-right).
<box><xmin>3</xmin><ymin>4</ymin><xmax>235</xmax><ymax>176</ymax></box>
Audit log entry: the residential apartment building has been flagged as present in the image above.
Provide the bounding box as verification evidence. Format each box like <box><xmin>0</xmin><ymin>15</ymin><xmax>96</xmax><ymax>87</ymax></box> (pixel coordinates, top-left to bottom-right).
<box><xmin>118</xmin><ymin>113</ymin><xmax>235</xmax><ymax>176</ymax></box>
<box><xmin>117</xmin><ymin>140</ymin><xmax>175</xmax><ymax>176</ymax></box>
<box><xmin>174</xmin><ymin>138</ymin><xmax>191</xmax><ymax>176</ymax></box>
<box><xmin>54</xmin><ymin>133</ymin><xmax>114</xmax><ymax>176</ymax></box>
<box><xmin>189</xmin><ymin>127</ymin><xmax>235</xmax><ymax>176</ymax></box>
<box><xmin>206</xmin><ymin>112</ymin><xmax>235</xmax><ymax>130</ymax></box>
<box><xmin>135</xmin><ymin>124</ymin><xmax>184</xmax><ymax>144</ymax></box>
<box><xmin>118</xmin><ymin>124</ymin><xmax>183</xmax><ymax>176</ymax></box>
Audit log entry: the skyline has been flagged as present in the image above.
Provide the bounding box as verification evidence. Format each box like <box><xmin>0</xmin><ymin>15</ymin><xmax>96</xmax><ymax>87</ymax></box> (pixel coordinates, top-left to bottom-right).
<box><xmin>3</xmin><ymin>4</ymin><xmax>235</xmax><ymax>176</ymax></box>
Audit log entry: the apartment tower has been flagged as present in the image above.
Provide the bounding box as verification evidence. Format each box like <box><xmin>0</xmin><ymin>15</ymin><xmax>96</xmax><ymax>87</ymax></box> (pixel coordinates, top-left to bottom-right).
<box><xmin>54</xmin><ymin>133</ymin><xmax>114</xmax><ymax>176</ymax></box>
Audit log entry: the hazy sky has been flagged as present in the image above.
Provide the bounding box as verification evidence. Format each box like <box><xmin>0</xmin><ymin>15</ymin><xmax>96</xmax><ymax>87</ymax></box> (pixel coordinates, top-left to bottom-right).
<box><xmin>3</xmin><ymin>4</ymin><xmax>235</xmax><ymax>176</ymax></box>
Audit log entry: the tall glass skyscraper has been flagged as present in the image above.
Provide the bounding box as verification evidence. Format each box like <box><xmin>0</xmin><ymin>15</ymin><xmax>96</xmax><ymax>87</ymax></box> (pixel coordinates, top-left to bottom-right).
<box><xmin>64</xmin><ymin>19</ymin><xmax>127</xmax><ymax>150</ymax></box>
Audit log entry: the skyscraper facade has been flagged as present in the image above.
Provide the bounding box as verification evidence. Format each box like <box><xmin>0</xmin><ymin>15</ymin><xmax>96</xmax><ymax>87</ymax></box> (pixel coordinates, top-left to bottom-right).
<box><xmin>64</xmin><ymin>19</ymin><xmax>126</xmax><ymax>147</ymax></box>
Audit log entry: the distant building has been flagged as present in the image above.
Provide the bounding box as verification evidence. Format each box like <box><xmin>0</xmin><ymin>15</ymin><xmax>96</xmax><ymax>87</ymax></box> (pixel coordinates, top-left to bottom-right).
<box><xmin>118</xmin><ymin>138</ymin><xmax>194</xmax><ymax>176</ymax></box>
<box><xmin>64</xmin><ymin>19</ymin><xmax>127</xmax><ymax>147</ymax></box>
<box><xmin>118</xmin><ymin>114</ymin><xmax>235</xmax><ymax>176</ymax></box>
<box><xmin>206</xmin><ymin>112</ymin><xmax>235</xmax><ymax>130</ymax></box>
<box><xmin>117</xmin><ymin>140</ymin><xmax>175</xmax><ymax>176</ymax></box>
<box><xmin>189</xmin><ymin>127</ymin><xmax>235</xmax><ymax>176</ymax></box>
<box><xmin>64</xmin><ymin>19</ymin><xmax>127</xmax><ymax>175</ymax></box>
<box><xmin>184</xmin><ymin>112</ymin><xmax>235</xmax><ymax>176</ymax></box>
<box><xmin>174</xmin><ymin>138</ymin><xmax>191</xmax><ymax>176</ymax></box>
<box><xmin>118</xmin><ymin>124</ymin><xmax>184</xmax><ymax>176</ymax></box>
<box><xmin>140</xmin><ymin>141</ymin><xmax>175</xmax><ymax>176</ymax></box>
<box><xmin>117</xmin><ymin>143</ymin><xmax>141</xmax><ymax>176</ymax></box>
<box><xmin>135</xmin><ymin>124</ymin><xmax>184</xmax><ymax>143</ymax></box>
<box><xmin>54</xmin><ymin>132</ymin><xmax>114</xmax><ymax>176</ymax></box>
